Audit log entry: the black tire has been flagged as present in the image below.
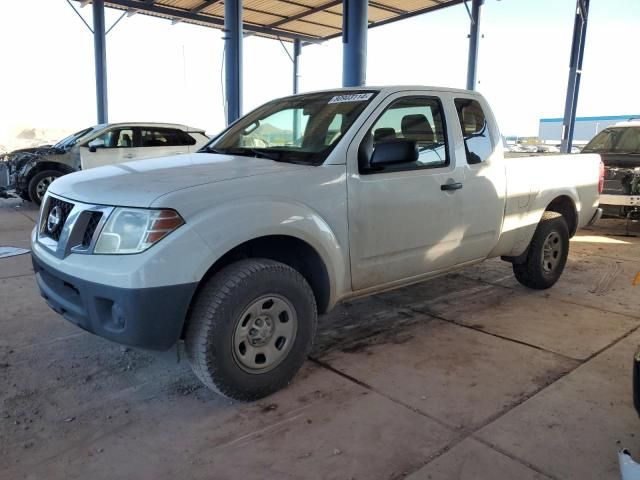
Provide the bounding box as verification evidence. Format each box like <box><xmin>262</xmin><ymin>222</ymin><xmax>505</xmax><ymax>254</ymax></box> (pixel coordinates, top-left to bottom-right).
<box><xmin>184</xmin><ymin>259</ymin><xmax>317</xmax><ymax>401</ymax></box>
<box><xmin>28</xmin><ymin>170</ymin><xmax>62</xmax><ymax>205</ymax></box>
<box><xmin>513</xmin><ymin>211</ymin><xmax>569</xmax><ymax>290</ymax></box>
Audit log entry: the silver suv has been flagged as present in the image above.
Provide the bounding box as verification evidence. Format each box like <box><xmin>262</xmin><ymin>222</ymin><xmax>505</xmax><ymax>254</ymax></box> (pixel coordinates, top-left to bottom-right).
<box><xmin>0</xmin><ymin>122</ymin><xmax>209</xmax><ymax>204</ymax></box>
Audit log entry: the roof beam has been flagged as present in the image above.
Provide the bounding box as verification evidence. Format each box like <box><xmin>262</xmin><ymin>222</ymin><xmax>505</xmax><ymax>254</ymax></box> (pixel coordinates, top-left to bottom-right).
<box><xmin>98</xmin><ymin>0</ymin><xmax>322</xmax><ymax>42</ymax></box>
<box><xmin>369</xmin><ymin>2</ymin><xmax>406</xmax><ymax>14</ymax></box>
<box><xmin>169</xmin><ymin>0</ymin><xmax>220</xmax><ymax>25</ymax></box>
<box><xmin>265</xmin><ymin>0</ymin><xmax>342</xmax><ymax>29</ymax></box>
<box><xmin>323</xmin><ymin>0</ymin><xmax>464</xmax><ymax>40</ymax></box>
<box><xmin>126</xmin><ymin>0</ymin><xmax>155</xmax><ymax>16</ymax></box>
<box><xmin>190</xmin><ymin>0</ymin><xmax>220</xmax><ymax>14</ymax></box>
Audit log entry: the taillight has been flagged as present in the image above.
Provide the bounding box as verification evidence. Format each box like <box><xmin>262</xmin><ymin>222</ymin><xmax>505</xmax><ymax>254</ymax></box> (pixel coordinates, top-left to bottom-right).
<box><xmin>598</xmin><ymin>160</ymin><xmax>605</xmax><ymax>194</ymax></box>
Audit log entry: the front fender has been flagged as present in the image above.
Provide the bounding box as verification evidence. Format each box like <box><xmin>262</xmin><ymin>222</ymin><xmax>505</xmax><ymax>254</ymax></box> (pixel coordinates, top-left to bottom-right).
<box><xmin>185</xmin><ymin>198</ymin><xmax>347</xmax><ymax>309</ymax></box>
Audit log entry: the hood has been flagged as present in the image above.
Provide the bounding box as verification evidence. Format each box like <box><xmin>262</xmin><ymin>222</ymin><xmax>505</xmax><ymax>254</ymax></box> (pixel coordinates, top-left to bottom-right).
<box><xmin>3</xmin><ymin>146</ymin><xmax>63</xmax><ymax>171</ymax></box>
<box><xmin>9</xmin><ymin>145</ymin><xmax>56</xmax><ymax>155</ymax></box>
<box><xmin>48</xmin><ymin>152</ymin><xmax>311</xmax><ymax>207</ymax></box>
<box><xmin>5</xmin><ymin>146</ymin><xmax>61</xmax><ymax>160</ymax></box>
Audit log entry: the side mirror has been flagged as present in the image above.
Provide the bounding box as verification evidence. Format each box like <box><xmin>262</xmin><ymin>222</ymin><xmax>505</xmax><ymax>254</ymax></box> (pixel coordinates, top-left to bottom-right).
<box><xmin>87</xmin><ymin>139</ymin><xmax>105</xmax><ymax>153</ymax></box>
<box><xmin>370</xmin><ymin>139</ymin><xmax>418</xmax><ymax>167</ymax></box>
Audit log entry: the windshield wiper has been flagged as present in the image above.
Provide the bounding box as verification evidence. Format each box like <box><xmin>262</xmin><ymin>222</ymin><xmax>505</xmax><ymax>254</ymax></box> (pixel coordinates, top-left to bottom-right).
<box><xmin>249</xmin><ymin>149</ymin><xmax>282</xmax><ymax>160</ymax></box>
<box><xmin>225</xmin><ymin>147</ymin><xmax>283</xmax><ymax>161</ymax></box>
<box><xmin>200</xmin><ymin>145</ymin><xmax>227</xmax><ymax>154</ymax></box>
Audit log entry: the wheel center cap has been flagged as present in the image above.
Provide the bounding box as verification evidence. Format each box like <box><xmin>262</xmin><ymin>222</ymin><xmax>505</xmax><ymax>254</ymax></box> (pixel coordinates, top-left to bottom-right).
<box><xmin>248</xmin><ymin>315</ymin><xmax>274</xmax><ymax>346</ymax></box>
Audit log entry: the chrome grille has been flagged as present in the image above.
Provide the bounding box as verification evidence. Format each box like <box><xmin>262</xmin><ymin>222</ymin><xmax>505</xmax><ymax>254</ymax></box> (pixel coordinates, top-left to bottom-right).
<box><xmin>37</xmin><ymin>194</ymin><xmax>114</xmax><ymax>259</ymax></box>
<box><xmin>42</xmin><ymin>197</ymin><xmax>74</xmax><ymax>241</ymax></box>
<box><xmin>82</xmin><ymin>212</ymin><xmax>103</xmax><ymax>248</ymax></box>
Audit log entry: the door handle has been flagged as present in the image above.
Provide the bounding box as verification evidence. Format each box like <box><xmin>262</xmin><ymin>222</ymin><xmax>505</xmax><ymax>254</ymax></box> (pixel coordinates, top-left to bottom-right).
<box><xmin>123</xmin><ymin>154</ymin><xmax>134</xmax><ymax>159</ymax></box>
<box><xmin>441</xmin><ymin>182</ymin><xmax>463</xmax><ymax>191</ymax></box>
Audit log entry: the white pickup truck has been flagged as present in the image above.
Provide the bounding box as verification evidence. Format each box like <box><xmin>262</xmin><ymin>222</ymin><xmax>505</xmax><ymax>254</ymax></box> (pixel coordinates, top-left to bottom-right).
<box><xmin>31</xmin><ymin>86</ymin><xmax>603</xmax><ymax>400</ymax></box>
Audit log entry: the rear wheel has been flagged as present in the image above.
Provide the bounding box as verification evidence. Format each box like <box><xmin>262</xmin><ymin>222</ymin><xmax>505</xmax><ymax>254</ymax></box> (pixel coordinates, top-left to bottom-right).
<box><xmin>184</xmin><ymin>259</ymin><xmax>317</xmax><ymax>401</ymax></box>
<box><xmin>28</xmin><ymin>170</ymin><xmax>62</xmax><ymax>205</ymax></box>
<box><xmin>513</xmin><ymin>211</ymin><xmax>569</xmax><ymax>290</ymax></box>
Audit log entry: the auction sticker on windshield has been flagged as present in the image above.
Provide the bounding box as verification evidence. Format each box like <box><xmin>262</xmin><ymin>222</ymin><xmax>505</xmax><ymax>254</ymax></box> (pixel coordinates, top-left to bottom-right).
<box><xmin>328</xmin><ymin>93</ymin><xmax>374</xmax><ymax>104</ymax></box>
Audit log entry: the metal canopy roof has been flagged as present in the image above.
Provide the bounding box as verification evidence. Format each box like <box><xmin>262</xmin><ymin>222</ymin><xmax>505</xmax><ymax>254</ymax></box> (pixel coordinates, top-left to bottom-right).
<box><xmin>84</xmin><ymin>0</ymin><xmax>464</xmax><ymax>42</ymax></box>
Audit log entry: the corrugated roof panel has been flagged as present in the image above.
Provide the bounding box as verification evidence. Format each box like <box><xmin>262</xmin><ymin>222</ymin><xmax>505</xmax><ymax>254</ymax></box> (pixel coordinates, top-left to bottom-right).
<box><xmin>200</xmin><ymin>3</ymin><xmax>225</xmax><ymax>16</ymax></box>
<box><xmin>301</xmin><ymin>10</ymin><xmax>342</xmax><ymax>29</ymax></box>
<box><xmin>95</xmin><ymin>0</ymin><xmax>464</xmax><ymax>41</ymax></box>
<box><xmin>278</xmin><ymin>19</ymin><xmax>341</xmax><ymax>38</ymax></box>
<box><xmin>243</xmin><ymin>9</ymin><xmax>285</xmax><ymax>25</ymax></box>
<box><xmin>325</xmin><ymin>3</ymin><xmax>342</xmax><ymax>16</ymax></box>
<box><xmin>158</xmin><ymin>0</ymin><xmax>201</xmax><ymax>9</ymax></box>
<box><xmin>368</xmin><ymin>5</ymin><xmax>397</xmax><ymax>22</ymax></box>
<box><xmin>245</xmin><ymin>0</ymin><xmax>315</xmax><ymax>18</ymax></box>
<box><xmin>377</xmin><ymin>0</ymin><xmax>440</xmax><ymax>11</ymax></box>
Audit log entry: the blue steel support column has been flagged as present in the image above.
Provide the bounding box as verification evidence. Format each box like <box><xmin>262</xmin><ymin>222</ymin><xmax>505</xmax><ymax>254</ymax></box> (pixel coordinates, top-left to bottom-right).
<box><xmin>93</xmin><ymin>0</ymin><xmax>108</xmax><ymax>124</ymax></box>
<box><xmin>293</xmin><ymin>39</ymin><xmax>301</xmax><ymax>94</ymax></box>
<box><xmin>224</xmin><ymin>0</ymin><xmax>243</xmax><ymax>125</ymax></box>
<box><xmin>293</xmin><ymin>39</ymin><xmax>302</xmax><ymax>142</ymax></box>
<box><xmin>342</xmin><ymin>0</ymin><xmax>368</xmax><ymax>87</ymax></box>
<box><xmin>561</xmin><ymin>0</ymin><xmax>590</xmax><ymax>153</ymax></box>
<box><xmin>466</xmin><ymin>0</ymin><xmax>483</xmax><ymax>91</ymax></box>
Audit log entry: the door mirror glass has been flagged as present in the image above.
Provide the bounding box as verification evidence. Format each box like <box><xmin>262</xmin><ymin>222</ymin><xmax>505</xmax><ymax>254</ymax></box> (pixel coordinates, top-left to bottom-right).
<box><xmin>370</xmin><ymin>140</ymin><xmax>418</xmax><ymax>167</ymax></box>
<box><xmin>87</xmin><ymin>138</ymin><xmax>105</xmax><ymax>152</ymax></box>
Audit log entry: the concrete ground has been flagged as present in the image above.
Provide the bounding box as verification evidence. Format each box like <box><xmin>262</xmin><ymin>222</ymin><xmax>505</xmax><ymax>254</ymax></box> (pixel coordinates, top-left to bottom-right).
<box><xmin>1</xmin><ymin>198</ymin><xmax>639</xmax><ymax>480</ymax></box>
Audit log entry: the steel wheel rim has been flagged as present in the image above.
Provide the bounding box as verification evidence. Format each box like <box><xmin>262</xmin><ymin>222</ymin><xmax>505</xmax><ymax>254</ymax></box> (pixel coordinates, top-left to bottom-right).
<box><xmin>542</xmin><ymin>231</ymin><xmax>562</xmax><ymax>274</ymax></box>
<box><xmin>36</xmin><ymin>176</ymin><xmax>55</xmax><ymax>200</ymax></box>
<box><xmin>232</xmin><ymin>294</ymin><xmax>298</xmax><ymax>374</ymax></box>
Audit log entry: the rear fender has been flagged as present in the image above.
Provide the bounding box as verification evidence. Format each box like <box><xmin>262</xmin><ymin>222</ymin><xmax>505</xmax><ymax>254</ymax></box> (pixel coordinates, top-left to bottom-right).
<box><xmin>491</xmin><ymin>188</ymin><xmax>580</xmax><ymax>258</ymax></box>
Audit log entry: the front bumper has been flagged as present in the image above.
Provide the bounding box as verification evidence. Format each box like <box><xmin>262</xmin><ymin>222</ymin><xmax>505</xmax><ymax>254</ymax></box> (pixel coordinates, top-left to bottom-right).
<box><xmin>0</xmin><ymin>162</ymin><xmax>16</xmax><ymax>198</ymax></box>
<box><xmin>32</xmin><ymin>249</ymin><xmax>198</xmax><ymax>350</ymax></box>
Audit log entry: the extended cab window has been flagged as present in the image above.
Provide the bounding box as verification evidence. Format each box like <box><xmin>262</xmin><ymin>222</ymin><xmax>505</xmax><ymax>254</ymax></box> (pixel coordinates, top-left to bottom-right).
<box><xmin>359</xmin><ymin>96</ymin><xmax>448</xmax><ymax>173</ymax></box>
<box><xmin>454</xmin><ymin>98</ymin><xmax>493</xmax><ymax>164</ymax></box>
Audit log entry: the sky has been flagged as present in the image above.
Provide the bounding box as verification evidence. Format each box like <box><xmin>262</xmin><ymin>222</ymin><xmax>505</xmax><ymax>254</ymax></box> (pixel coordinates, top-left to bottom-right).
<box><xmin>0</xmin><ymin>0</ymin><xmax>638</xmax><ymax>145</ymax></box>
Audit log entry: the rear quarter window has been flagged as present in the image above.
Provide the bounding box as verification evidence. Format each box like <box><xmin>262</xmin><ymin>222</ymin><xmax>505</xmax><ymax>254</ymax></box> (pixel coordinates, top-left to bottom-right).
<box><xmin>454</xmin><ymin>98</ymin><xmax>493</xmax><ymax>164</ymax></box>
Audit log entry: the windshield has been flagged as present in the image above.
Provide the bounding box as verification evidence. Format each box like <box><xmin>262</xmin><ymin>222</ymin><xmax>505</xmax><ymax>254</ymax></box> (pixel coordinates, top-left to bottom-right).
<box><xmin>583</xmin><ymin>127</ymin><xmax>640</xmax><ymax>154</ymax></box>
<box><xmin>202</xmin><ymin>91</ymin><xmax>378</xmax><ymax>165</ymax></box>
<box><xmin>54</xmin><ymin>127</ymin><xmax>95</xmax><ymax>149</ymax></box>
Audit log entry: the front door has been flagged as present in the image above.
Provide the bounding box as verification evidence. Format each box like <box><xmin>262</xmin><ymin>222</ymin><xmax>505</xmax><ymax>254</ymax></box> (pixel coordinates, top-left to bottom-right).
<box><xmin>80</xmin><ymin>127</ymin><xmax>136</xmax><ymax>169</ymax></box>
<box><xmin>347</xmin><ymin>93</ymin><xmax>466</xmax><ymax>291</ymax></box>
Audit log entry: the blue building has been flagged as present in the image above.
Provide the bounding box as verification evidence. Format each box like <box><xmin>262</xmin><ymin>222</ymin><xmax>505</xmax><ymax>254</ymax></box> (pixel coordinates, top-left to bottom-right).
<box><xmin>539</xmin><ymin>115</ymin><xmax>640</xmax><ymax>145</ymax></box>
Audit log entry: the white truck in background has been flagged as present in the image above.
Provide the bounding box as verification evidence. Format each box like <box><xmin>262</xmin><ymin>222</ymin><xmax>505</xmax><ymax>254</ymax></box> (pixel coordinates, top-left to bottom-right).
<box><xmin>30</xmin><ymin>86</ymin><xmax>603</xmax><ymax>400</ymax></box>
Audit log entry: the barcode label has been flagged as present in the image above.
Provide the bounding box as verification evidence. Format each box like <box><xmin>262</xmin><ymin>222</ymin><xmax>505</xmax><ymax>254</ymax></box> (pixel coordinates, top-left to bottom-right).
<box><xmin>328</xmin><ymin>93</ymin><xmax>374</xmax><ymax>104</ymax></box>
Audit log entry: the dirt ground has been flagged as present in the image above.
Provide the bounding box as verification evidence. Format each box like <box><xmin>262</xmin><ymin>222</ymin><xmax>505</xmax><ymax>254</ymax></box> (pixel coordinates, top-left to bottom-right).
<box><xmin>1</xmin><ymin>197</ymin><xmax>640</xmax><ymax>480</ymax></box>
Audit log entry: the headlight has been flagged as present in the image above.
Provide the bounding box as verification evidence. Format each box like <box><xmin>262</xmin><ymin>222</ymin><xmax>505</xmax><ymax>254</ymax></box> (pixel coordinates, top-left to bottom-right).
<box><xmin>94</xmin><ymin>208</ymin><xmax>184</xmax><ymax>254</ymax></box>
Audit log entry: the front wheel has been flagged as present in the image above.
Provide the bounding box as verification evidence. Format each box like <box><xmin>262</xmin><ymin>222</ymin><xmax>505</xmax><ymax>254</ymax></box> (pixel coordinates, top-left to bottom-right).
<box><xmin>513</xmin><ymin>211</ymin><xmax>569</xmax><ymax>290</ymax></box>
<box><xmin>184</xmin><ymin>259</ymin><xmax>317</xmax><ymax>401</ymax></box>
<box><xmin>28</xmin><ymin>170</ymin><xmax>62</xmax><ymax>205</ymax></box>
